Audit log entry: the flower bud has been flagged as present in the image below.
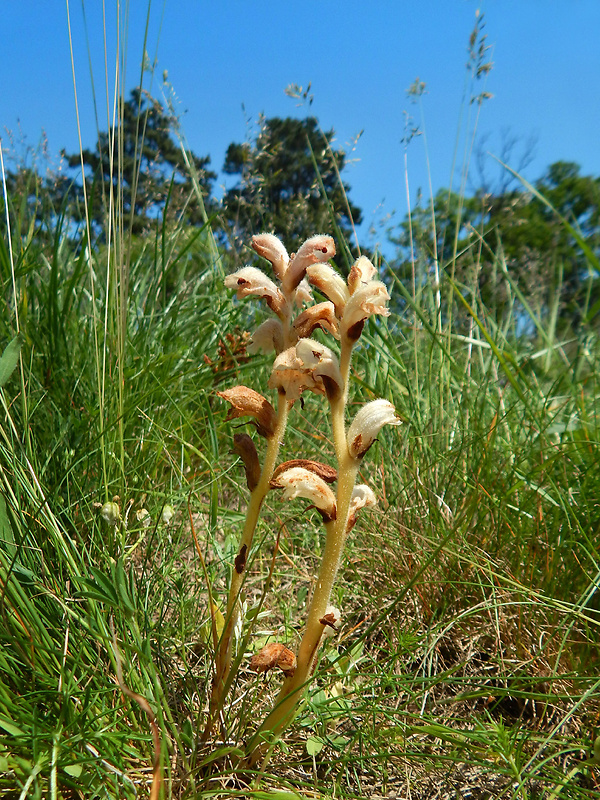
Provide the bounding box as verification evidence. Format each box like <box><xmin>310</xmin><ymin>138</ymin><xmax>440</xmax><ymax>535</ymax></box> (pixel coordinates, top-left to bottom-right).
<box><xmin>282</xmin><ymin>235</ymin><xmax>336</xmax><ymax>293</ymax></box>
<box><xmin>306</xmin><ymin>262</ymin><xmax>349</xmax><ymax>316</ymax></box>
<box><xmin>100</xmin><ymin>501</ymin><xmax>121</xmax><ymax>526</ymax></box>
<box><xmin>224</xmin><ymin>266</ymin><xmax>288</xmax><ymax>318</ymax></box>
<box><xmin>161</xmin><ymin>505</ymin><xmax>175</xmax><ymax>525</ymax></box>
<box><xmin>347</xmin><ymin>484</ymin><xmax>378</xmax><ymax>530</ymax></box>
<box><xmin>251</xmin><ymin>233</ymin><xmax>289</xmax><ymax>281</ymax></box>
<box><xmin>217</xmin><ymin>385</ymin><xmax>277</xmax><ymax>438</ymax></box>
<box><xmin>347</xmin><ymin>399</ymin><xmax>401</xmax><ymax>458</ymax></box>
<box><xmin>272</xmin><ymin>466</ymin><xmax>337</xmax><ymax>522</ymax></box>
<box><xmin>247</xmin><ymin>319</ymin><xmax>285</xmax><ymax>355</ymax></box>
<box><xmin>232</xmin><ymin>433</ymin><xmax>261</xmax><ymax>491</ymax></box>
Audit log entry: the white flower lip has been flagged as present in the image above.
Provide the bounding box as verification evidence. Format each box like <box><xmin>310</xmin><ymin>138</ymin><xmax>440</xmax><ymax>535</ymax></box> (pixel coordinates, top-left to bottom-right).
<box><xmin>347</xmin><ymin>399</ymin><xmax>401</xmax><ymax>458</ymax></box>
<box><xmin>224</xmin><ymin>266</ymin><xmax>288</xmax><ymax>318</ymax></box>
<box><xmin>272</xmin><ymin>466</ymin><xmax>337</xmax><ymax>521</ymax></box>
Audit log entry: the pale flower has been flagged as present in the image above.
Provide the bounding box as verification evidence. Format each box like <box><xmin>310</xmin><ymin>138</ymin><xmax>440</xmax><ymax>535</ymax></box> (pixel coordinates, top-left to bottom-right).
<box><xmin>294</xmin><ymin>278</ymin><xmax>314</xmax><ymax>306</ymax></box>
<box><xmin>347</xmin><ymin>484</ymin><xmax>378</xmax><ymax>530</ymax></box>
<box><xmin>282</xmin><ymin>235</ymin><xmax>336</xmax><ymax>293</ymax></box>
<box><xmin>347</xmin><ymin>256</ymin><xmax>377</xmax><ymax>294</ymax></box>
<box><xmin>272</xmin><ymin>466</ymin><xmax>337</xmax><ymax>522</ymax></box>
<box><xmin>305</xmin><ymin>262</ymin><xmax>349</xmax><ymax>316</ymax></box>
<box><xmin>251</xmin><ymin>233</ymin><xmax>289</xmax><ymax>281</ymax></box>
<box><xmin>295</xmin><ymin>338</ymin><xmax>344</xmax><ymax>400</ymax></box>
<box><xmin>247</xmin><ymin>319</ymin><xmax>285</xmax><ymax>355</ymax></box>
<box><xmin>347</xmin><ymin>399</ymin><xmax>401</xmax><ymax>458</ymax></box>
<box><xmin>224</xmin><ymin>266</ymin><xmax>288</xmax><ymax>318</ymax></box>
<box><xmin>292</xmin><ymin>302</ymin><xmax>340</xmax><ymax>343</ymax></box>
<box><xmin>268</xmin><ymin>347</ymin><xmax>324</xmax><ymax>401</ymax></box>
<box><xmin>340</xmin><ymin>280</ymin><xmax>390</xmax><ymax>342</ymax></box>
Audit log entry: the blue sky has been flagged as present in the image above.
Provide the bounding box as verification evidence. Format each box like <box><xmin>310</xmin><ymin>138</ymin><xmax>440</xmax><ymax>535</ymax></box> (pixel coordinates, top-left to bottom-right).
<box><xmin>2</xmin><ymin>1</ymin><xmax>599</xmax><ymax>251</ymax></box>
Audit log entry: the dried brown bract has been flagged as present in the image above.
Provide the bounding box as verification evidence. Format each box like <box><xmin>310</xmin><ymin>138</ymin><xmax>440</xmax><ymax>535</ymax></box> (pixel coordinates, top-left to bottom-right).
<box><xmin>250</xmin><ymin>643</ymin><xmax>297</xmax><ymax>677</ymax></box>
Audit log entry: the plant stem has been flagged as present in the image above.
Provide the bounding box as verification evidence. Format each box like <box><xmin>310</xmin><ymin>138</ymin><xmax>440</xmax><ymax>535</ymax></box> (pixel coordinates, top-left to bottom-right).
<box><xmin>246</xmin><ymin>340</ymin><xmax>358</xmax><ymax>761</ymax></box>
<box><xmin>203</xmin><ymin>391</ymin><xmax>290</xmax><ymax>740</ymax></box>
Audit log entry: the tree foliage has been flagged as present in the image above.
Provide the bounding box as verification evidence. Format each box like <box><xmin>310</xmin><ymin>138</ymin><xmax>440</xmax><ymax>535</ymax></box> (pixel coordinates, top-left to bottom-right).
<box><xmin>221</xmin><ymin>116</ymin><xmax>362</xmax><ymax>249</ymax></box>
<box><xmin>391</xmin><ymin>161</ymin><xmax>600</xmax><ymax>326</ymax></box>
<box><xmin>62</xmin><ymin>87</ymin><xmax>215</xmax><ymax>236</ymax></box>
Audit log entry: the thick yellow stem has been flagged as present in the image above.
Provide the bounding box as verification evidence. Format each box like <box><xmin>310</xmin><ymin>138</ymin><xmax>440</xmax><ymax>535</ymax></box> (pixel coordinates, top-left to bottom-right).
<box><xmin>246</xmin><ymin>339</ymin><xmax>357</xmax><ymax>760</ymax></box>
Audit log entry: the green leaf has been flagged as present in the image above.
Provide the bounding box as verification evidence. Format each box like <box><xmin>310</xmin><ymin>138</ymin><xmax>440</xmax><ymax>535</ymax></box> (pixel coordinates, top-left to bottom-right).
<box><xmin>0</xmin><ymin>333</ymin><xmax>25</xmax><ymax>388</ymax></box>
<box><xmin>0</xmin><ymin>716</ymin><xmax>25</xmax><ymax>736</ymax></box>
<box><xmin>63</xmin><ymin>762</ymin><xmax>83</xmax><ymax>778</ymax></box>
<box><xmin>305</xmin><ymin>735</ymin><xmax>324</xmax><ymax>756</ymax></box>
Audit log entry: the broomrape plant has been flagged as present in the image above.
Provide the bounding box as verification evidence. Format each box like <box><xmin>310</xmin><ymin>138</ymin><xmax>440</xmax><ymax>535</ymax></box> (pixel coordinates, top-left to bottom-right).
<box><xmin>211</xmin><ymin>232</ymin><xmax>400</xmax><ymax>763</ymax></box>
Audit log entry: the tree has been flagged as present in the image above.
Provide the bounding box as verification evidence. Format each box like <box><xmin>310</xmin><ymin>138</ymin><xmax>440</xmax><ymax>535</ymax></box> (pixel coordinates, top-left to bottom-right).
<box><xmin>221</xmin><ymin>116</ymin><xmax>362</xmax><ymax>250</ymax></box>
<box><xmin>63</xmin><ymin>87</ymin><xmax>215</xmax><ymax>237</ymax></box>
<box><xmin>390</xmin><ymin>161</ymin><xmax>600</xmax><ymax>327</ymax></box>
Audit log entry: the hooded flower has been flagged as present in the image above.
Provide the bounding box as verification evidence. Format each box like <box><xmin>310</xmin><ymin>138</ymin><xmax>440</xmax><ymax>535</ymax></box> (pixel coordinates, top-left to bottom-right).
<box><xmin>347</xmin><ymin>399</ymin><xmax>401</xmax><ymax>458</ymax></box>
<box><xmin>272</xmin><ymin>466</ymin><xmax>337</xmax><ymax>522</ymax></box>
<box><xmin>247</xmin><ymin>318</ymin><xmax>285</xmax><ymax>355</ymax></box>
<box><xmin>295</xmin><ymin>338</ymin><xmax>344</xmax><ymax>401</ymax></box>
<box><xmin>347</xmin><ymin>255</ymin><xmax>377</xmax><ymax>294</ymax></box>
<box><xmin>251</xmin><ymin>233</ymin><xmax>289</xmax><ymax>281</ymax></box>
<box><xmin>224</xmin><ymin>266</ymin><xmax>289</xmax><ymax>319</ymax></box>
<box><xmin>291</xmin><ymin>302</ymin><xmax>340</xmax><ymax>342</ymax></box>
<box><xmin>305</xmin><ymin>262</ymin><xmax>350</xmax><ymax>317</ymax></box>
<box><xmin>268</xmin><ymin>346</ymin><xmax>324</xmax><ymax>401</ymax></box>
<box><xmin>217</xmin><ymin>385</ymin><xmax>278</xmax><ymax>438</ymax></box>
<box><xmin>282</xmin><ymin>235</ymin><xmax>336</xmax><ymax>294</ymax></box>
<box><xmin>341</xmin><ymin>281</ymin><xmax>390</xmax><ymax>342</ymax></box>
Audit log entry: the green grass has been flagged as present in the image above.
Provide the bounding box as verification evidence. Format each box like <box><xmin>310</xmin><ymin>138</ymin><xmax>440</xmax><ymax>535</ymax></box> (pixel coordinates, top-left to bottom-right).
<box><xmin>1</xmin><ymin>9</ymin><xmax>600</xmax><ymax>799</ymax></box>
